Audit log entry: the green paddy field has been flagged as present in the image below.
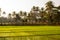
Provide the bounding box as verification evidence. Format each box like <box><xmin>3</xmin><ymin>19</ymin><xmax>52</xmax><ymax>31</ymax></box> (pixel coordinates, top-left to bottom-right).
<box><xmin>0</xmin><ymin>26</ymin><xmax>60</xmax><ymax>40</ymax></box>
<box><xmin>0</xmin><ymin>26</ymin><xmax>60</xmax><ymax>36</ymax></box>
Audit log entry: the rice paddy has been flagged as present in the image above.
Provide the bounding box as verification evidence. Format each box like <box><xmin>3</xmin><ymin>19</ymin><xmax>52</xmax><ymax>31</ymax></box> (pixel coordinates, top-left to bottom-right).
<box><xmin>0</xmin><ymin>26</ymin><xmax>59</xmax><ymax>40</ymax></box>
<box><xmin>0</xmin><ymin>26</ymin><xmax>60</xmax><ymax>36</ymax></box>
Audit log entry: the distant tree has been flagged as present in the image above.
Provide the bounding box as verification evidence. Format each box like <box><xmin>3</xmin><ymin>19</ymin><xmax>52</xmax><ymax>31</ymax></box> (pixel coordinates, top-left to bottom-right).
<box><xmin>24</xmin><ymin>12</ymin><xmax>27</xmax><ymax>16</ymax></box>
<box><xmin>2</xmin><ymin>11</ymin><xmax>6</xmax><ymax>17</ymax></box>
<box><xmin>35</xmin><ymin>6</ymin><xmax>39</xmax><ymax>11</ymax></box>
<box><xmin>12</xmin><ymin>11</ymin><xmax>16</xmax><ymax>24</ymax></box>
<box><xmin>8</xmin><ymin>13</ymin><xmax>11</xmax><ymax>19</ymax></box>
<box><xmin>45</xmin><ymin>1</ymin><xmax>55</xmax><ymax>24</ymax></box>
<box><xmin>7</xmin><ymin>13</ymin><xmax>12</xmax><ymax>24</ymax></box>
<box><xmin>40</xmin><ymin>7</ymin><xmax>47</xmax><ymax>22</ymax></box>
<box><xmin>22</xmin><ymin>12</ymin><xmax>27</xmax><ymax>22</ymax></box>
<box><xmin>12</xmin><ymin>11</ymin><xmax>16</xmax><ymax>16</ymax></box>
<box><xmin>32</xmin><ymin>6</ymin><xmax>35</xmax><ymax>11</ymax></box>
<box><xmin>40</xmin><ymin>7</ymin><xmax>44</xmax><ymax>19</ymax></box>
<box><xmin>16</xmin><ymin>14</ymin><xmax>21</xmax><ymax>20</ymax></box>
<box><xmin>45</xmin><ymin>1</ymin><xmax>54</xmax><ymax>10</ymax></box>
<box><xmin>30</xmin><ymin>6</ymin><xmax>41</xmax><ymax>23</ymax></box>
<box><xmin>19</xmin><ymin>11</ymin><xmax>23</xmax><ymax>16</ymax></box>
<box><xmin>57</xmin><ymin>6</ymin><xmax>60</xmax><ymax>10</ymax></box>
<box><xmin>16</xmin><ymin>14</ymin><xmax>22</xmax><ymax>25</ymax></box>
<box><xmin>41</xmin><ymin>7</ymin><xmax>44</xmax><ymax>11</ymax></box>
<box><xmin>56</xmin><ymin>6</ymin><xmax>60</xmax><ymax>24</ymax></box>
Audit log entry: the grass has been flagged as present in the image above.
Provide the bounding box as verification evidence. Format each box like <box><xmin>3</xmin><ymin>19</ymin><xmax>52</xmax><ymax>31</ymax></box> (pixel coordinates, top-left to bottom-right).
<box><xmin>0</xmin><ymin>26</ymin><xmax>60</xmax><ymax>36</ymax></box>
<box><xmin>0</xmin><ymin>26</ymin><xmax>59</xmax><ymax>40</ymax></box>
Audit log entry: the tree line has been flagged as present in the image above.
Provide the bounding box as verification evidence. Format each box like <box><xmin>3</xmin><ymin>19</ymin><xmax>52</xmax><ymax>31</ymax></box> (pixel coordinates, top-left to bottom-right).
<box><xmin>0</xmin><ymin>1</ymin><xmax>60</xmax><ymax>25</ymax></box>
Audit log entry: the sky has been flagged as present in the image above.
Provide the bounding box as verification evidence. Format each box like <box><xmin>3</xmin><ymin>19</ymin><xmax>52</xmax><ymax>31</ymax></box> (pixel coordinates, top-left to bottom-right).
<box><xmin>0</xmin><ymin>0</ymin><xmax>60</xmax><ymax>17</ymax></box>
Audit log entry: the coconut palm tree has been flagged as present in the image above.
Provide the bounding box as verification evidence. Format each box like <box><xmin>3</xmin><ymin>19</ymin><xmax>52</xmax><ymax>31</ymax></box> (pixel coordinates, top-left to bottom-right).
<box><xmin>57</xmin><ymin>6</ymin><xmax>60</xmax><ymax>10</ymax></box>
<box><xmin>19</xmin><ymin>11</ymin><xmax>23</xmax><ymax>16</ymax></box>
<box><xmin>2</xmin><ymin>11</ymin><xmax>6</xmax><ymax>17</ymax></box>
<box><xmin>12</xmin><ymin>11</ymin><xmax>16</xmax><ymax>16</ymax></box>
<box><xmin>7</xmin><ymin>13</ymin><xmax>12</xmax><ymax>24</ymax></box>
<box><xmin>35</xmin><ymin>6</ymin><xmax>40</xmax><ymax>11</ymax></box>
<box><xmin>45</xmin><ymin>1</ymin><xmax>54</xmax><ymax>10</ymax></box>
<box><xmin>24</xmin><ymin>12</ymin><xmax>27</xmax><ymax>16</ymax></box>
<box><xmin>45</xmin><ymin>1</ymin><xmax>54</xmax><ymax>16</ymax></box>
<box><xmin>12</xmin><ymin>11</ymin><xmax>16</xmax><ymax>25</ymax></box>
<box><xmin>40</xmin><ymin>7</ymin><xmax>45</xmax><ymax>19</ymax></box>
<box><xmin>32</xmin><ymin>6</ymin><xmax>35</xmax><ymax>11</ymax></box>
<box><xmin>55</xmin><ymin>6</ymin><xmax>60</xmax><ymax>24</ymax></box>
<box><xmin>22</xmin><ymin>12</ymin><xmax>27</xmax><ymax>22</ymax></box>
<box><xmin>45</xmin><ymin>1</ymin><xmax>54</xmax><ymax>17</ymax></box>
<box><xmin>8</xmin><ymin>13</ymin><xmax>11</xmax><ymax>19</ymax></box>
<box><xmin>45</xmin><ymin>1</ymin><xmax>55</xmax><ymax>24</ymax></box>
<box><xmin>40</xmin><ymin>7</ymin><xmax>47</xmax><ymax>24</ymax></box>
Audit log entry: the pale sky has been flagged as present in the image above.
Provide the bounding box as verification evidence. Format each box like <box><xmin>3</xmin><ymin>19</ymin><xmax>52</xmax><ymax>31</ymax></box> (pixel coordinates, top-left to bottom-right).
<box><xmin>0</xmin><ymin>0</ymin><xmax>60</xmax><ymax>17</ymax></box>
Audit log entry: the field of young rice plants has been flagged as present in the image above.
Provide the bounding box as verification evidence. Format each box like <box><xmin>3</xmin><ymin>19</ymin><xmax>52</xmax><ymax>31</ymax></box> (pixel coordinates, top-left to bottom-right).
<box><xmin>0</xmin><ymin>26</ymin><xmax>60</xmax><ymax>40</ymax></box>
